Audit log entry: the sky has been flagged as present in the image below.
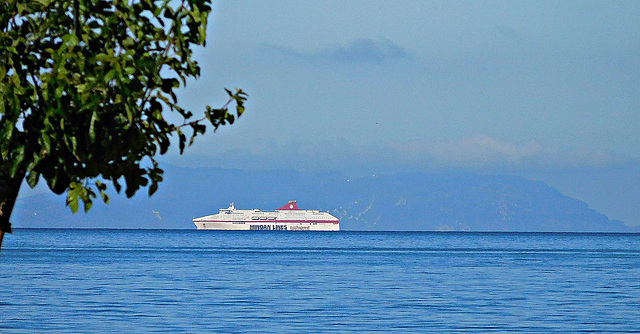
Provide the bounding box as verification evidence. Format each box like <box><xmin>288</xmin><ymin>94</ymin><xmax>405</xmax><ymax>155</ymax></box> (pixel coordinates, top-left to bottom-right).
<box><xmin>162</xmin><ymin>1</ymin><xmax>640</xmax><ymax>225</ymax></box>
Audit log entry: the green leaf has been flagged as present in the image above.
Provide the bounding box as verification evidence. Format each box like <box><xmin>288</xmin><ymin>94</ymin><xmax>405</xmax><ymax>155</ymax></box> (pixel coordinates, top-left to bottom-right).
<box><xmin>122</xmin><ymin>38</ymin><xmax>135</xmax><ymax>48</ymax></box>
<box><xmin>96</xmin><ymin>181</ymin><xmax>107</xmax><ymax>192</ymax></box>
<box><xmin>100</xmin><ymin>192</ymin><xmax>110</xmax><ymax>205</ymax></box>
<box><xmin>62</xmin><ymin>34</ymin><xmax>79</xmax><ymax>49</ymax></box>
<box><xmin>16</xmin><ymin>3</ymin><xmax>26</xmax><ymax>15</ymax></box>
<box><xmin>112</xmin><ymin>179</ymin><xmax>122</xmax><ymax>193</ymax></box>
<box><xmin>148</xmin><ymin>182</ymin><xmax>158</xmax><ymax>196</ymax></box>
<box><xmin>9</xmin><ymin>146</ymin><xmax>24</xmax><ymax>178</ymax></box>
<box><xmin>67</xmin><ymin>197</ymin><xmax>78</xmax><ymax>213</ymax></box>
<box><xmin>83</xmin><ymin>198</ymin><xmax>93</xmax><ymax>213</ymax></box>
<box><xmin>178</xmin><ymin>129</ymin><xmax>186</xmax><ymax>154</ymax></box>
<box><xmin>26</xmin><ymin>171</ymin><xmax>40</xmax><ymax>188</ymax></box>
<box><xmin>41</xmin><ymin>133</ymin><xmax>52</xmax><ymax>153</ymax></box>
<box><xmin>55</xmin><ymin>86</ymin><xmax>64</xmax><ymax>99</ymax></box>
<box><xmin>89</xmin><ymin>111</ymin><xmax>99</xmax><ymax>141</ymax></box>
<box><xmin>66</xmin><ymin>183</ymin><xmax>82</xmax><ymax>213</ymax></box>
<box><xmin>161</xmin><ymin>78</ymin><xmax>179</xmax><ymax>93</ymax></box>
<box><xmin>33</xmin><ymin>0</ymin><xmax>53</xmax><ymax>7</ymax></box>
<box><xmin>104</xmin><ymin>69</ymin><xmax>117</xmax><ymax>82</ymax></box>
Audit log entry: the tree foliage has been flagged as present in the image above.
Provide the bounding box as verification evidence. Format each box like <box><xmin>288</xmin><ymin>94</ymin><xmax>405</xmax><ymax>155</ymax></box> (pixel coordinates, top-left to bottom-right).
<box><xmin>0</xmin><ymin>0</ymin><xmax>246</xmax><ymax>236</ymax></box>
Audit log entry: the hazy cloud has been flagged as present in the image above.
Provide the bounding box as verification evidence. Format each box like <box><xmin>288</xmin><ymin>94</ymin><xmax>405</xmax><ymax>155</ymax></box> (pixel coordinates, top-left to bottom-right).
<box><xmin>269</xmin><ymin>38</ymin><xmax>412</xmax><ymax>63</ymax></box>
<box><xmin>319</xmin><ymin>38</ymin><xmax>411</xmax><ymax>62</ymax></box>
<box><xmin>428</xmin><ymin>135</ymin><xmax>543</xmax><ymax>167</ymax></box>
<box><xmin>174</xmin><ymin>135</ymin><xmax>626</xmax><ymax>176</ymax></box>
<box><xmin>494</xmin><ymin>25</ymin><xmax>528</xmax><ymax>43</ymax></box>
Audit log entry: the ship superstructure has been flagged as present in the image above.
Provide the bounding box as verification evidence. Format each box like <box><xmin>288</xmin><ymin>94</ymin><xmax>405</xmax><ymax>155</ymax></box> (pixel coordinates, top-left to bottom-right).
<box><xmin>193</xmin><ymin>200</ymin><xmax>340</xmax><ymax>231</ymax></box>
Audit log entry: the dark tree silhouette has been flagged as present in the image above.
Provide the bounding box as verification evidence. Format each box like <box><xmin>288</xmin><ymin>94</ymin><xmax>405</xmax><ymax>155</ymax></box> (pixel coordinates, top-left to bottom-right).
<box><xmin>0</xmin><ymin>0</ymin><xmax>246</xmax><ymax>248</ymax></box>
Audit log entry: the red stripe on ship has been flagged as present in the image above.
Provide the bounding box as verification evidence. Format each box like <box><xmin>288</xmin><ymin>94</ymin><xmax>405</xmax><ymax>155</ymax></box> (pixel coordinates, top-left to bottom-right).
<box><xmin>197</xmin><ymin>220</ymin><xmax>339</xmax><ymax>224</ymax></box>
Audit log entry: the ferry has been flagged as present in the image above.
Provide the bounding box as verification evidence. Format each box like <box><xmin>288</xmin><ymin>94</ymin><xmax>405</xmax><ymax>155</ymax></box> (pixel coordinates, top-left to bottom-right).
<box><xmin>193</xmin><ymin>200</ymin><xmax>340</xmax><ymax>231</ymax></box>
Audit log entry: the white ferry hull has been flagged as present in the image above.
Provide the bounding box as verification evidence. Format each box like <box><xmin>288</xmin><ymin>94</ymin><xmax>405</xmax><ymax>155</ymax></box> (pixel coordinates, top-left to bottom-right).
<box><xmin>193</xmin><ymin>201</ymin><xmax>340</xmax><ymax>231</ymax></box>
<box><xmin>194</xmin><ymin>221</ymin><xmax>339</xmax><ymax>231</ymax></box>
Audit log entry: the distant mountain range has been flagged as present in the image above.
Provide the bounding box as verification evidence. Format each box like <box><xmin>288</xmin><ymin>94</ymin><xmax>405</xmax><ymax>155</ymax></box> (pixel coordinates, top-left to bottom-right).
<box><xmin>13</xmin><ymin>165</ymin><xmax>635</xmax><ymax>232</ymax></box>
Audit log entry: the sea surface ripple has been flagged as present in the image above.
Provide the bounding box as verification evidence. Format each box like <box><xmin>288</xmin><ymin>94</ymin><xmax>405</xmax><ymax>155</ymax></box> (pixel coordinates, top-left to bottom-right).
<box><xmin>1</xmin><ymin>229</ymin><xmax>639</xmax><ymax>333</ymax></box>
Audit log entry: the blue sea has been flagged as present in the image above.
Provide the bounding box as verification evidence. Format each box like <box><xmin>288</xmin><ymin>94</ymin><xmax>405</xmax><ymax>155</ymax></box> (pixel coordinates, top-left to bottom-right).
<box><xmin>1</xmin><ymin>229</ymin><xmax>639</xmax><ymax>333</ymax></box>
